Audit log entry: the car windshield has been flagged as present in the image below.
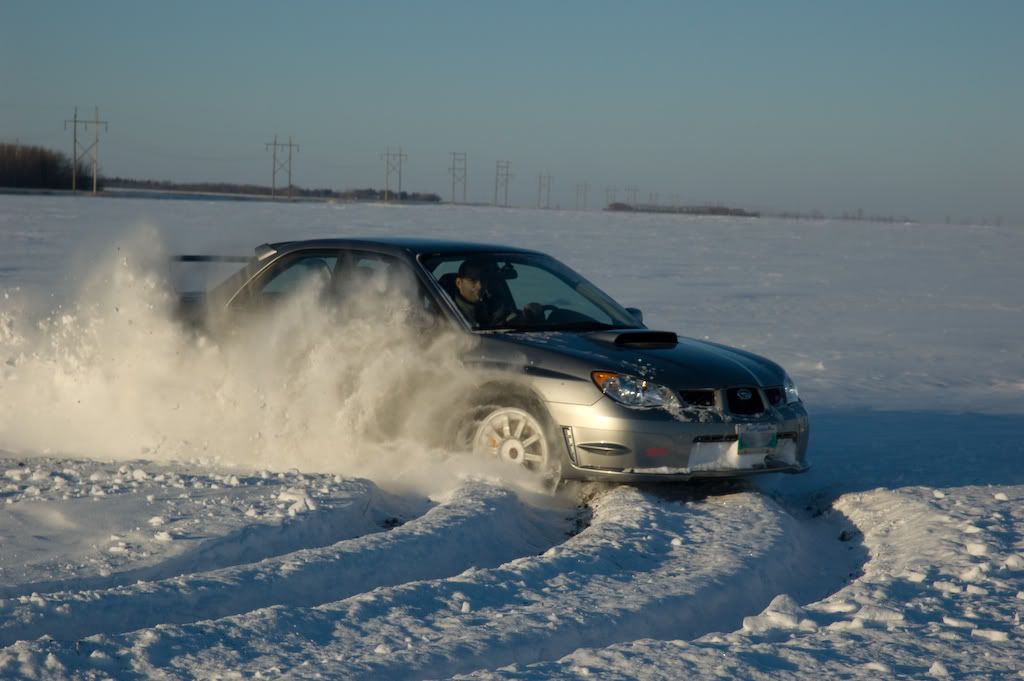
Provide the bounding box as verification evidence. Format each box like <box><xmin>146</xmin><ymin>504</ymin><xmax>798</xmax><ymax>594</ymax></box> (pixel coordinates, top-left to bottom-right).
<box><xmin>421</xmin><ymin>252</ymin><xmax>642</xmax><ymax>331</ymax></box>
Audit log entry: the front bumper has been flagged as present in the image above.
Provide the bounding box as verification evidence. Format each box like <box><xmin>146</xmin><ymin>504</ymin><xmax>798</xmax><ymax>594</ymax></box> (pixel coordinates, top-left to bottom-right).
<box><xmin>548</xmin><ymin>397</ymin><xmax>810</xmax><ymax>482</ymax></box>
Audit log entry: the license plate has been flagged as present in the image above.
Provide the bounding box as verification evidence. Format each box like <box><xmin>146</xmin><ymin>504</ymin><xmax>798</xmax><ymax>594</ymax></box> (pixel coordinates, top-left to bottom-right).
<box><xmin>737</xmin><ymin>423</ymin><xmax>778</xmax><ymax>453</ymax></box>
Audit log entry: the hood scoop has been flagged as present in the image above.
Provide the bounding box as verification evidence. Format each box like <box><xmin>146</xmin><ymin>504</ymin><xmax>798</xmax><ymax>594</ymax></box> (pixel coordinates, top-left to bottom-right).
<box><xmin>588</xmin><ymin>330</ymin><xmax>679</xmax><ymax>348</ymax></box>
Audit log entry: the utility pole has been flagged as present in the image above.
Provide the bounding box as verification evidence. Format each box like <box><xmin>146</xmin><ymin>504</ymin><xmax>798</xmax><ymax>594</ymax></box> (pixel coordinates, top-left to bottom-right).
<box><xmin>380</xmin><ymin>147</ymin><xmax>407</xmax><ymax>201</ymax></box>
<box><xmin>64</xmin><ymin>106</ymin><xmax>108</xmax><ymax>194</ymax></box>
<box><xmin>537</xmin><ymin>173</ymin><xmax>552</xmax><ymax>209</ymax></box>
<box><xmin>494</xmin><ymin>160</ymin><xmax>511</xmax><ymax>207</ymax></box>
<box><xmin>605</xmin><ymin>187</ymin><xmax>617</xmax><ymax>207</ymax></box>
<box><xmin>265</xmin><ymin>135</ymin><xmax>300</xmax><ymax>199</ymax></box>
<box><xmin>449</xmin><ymin>152</ymin><xmax>467</xmax><ymax>204</ymax></box>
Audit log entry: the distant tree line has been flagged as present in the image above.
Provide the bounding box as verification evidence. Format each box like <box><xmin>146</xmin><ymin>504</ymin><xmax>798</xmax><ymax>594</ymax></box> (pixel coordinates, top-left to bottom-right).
<box><xmin>604</xmin><ymin>202</ymin><xmax>920</xmax><ymax>223</ymax></box>
<box><xmin>104</xmin><ymin>177</ymin><xmax>281</xmax><ymax>197</ymax></box>
<box><xmin>104</xmin><ymin>177</ymin><xmax>442</xmax><ymax>203</ymax></box>
<box><xmin>606</xmin><ymin>202</ymin><xmax>760</xmax><ymax>218</ymax></box>
<box><xmin>338</xmin><ymin>188</ymin><xmax>442</xmax><ymax>203</ymax></box>
<box><xmin>766</xmin><ymin>209</ymin><xmax>918</xmax><ymax>224</ymax></box>
<box><xmin>0</xmin><ymin>144</ymin><xmax>96</xmax><ymax>190</ymax></box>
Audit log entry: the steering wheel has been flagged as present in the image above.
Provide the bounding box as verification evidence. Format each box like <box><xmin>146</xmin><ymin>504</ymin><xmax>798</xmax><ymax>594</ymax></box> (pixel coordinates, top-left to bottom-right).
<box><xmin>522</xmin><ymin>303</ymin><xmax>558</xmax><ymax>323</ymax></box>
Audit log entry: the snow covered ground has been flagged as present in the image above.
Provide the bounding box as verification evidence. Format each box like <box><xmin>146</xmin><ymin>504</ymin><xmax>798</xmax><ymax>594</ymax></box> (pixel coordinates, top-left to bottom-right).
<box><xmin>0</xmin><ymin>194</ymin><xmax>1021</xmax><ymax>679</ymax></box>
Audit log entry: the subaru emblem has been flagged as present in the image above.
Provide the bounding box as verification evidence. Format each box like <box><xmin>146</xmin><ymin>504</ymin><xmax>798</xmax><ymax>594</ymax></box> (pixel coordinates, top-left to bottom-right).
<box><xmin>737</xmin><ymin>389</ymin><xmax>753</xmax><ymax>401</ymax></box>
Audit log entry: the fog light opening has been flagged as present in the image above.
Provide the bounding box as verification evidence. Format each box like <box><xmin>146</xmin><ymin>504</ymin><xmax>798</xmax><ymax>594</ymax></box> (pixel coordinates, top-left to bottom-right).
<box><xmin>562</xmin><ymin>426</ymin><xmax>578</xmax><ymax>465</ymax></box>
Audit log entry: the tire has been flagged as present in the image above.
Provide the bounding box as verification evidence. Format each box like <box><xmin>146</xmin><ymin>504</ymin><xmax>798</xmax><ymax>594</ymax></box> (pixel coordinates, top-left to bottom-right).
<box><xmin>456</xmin><ymin>397</ymin><xmax>562</xmax><ymax>489</ymax></box>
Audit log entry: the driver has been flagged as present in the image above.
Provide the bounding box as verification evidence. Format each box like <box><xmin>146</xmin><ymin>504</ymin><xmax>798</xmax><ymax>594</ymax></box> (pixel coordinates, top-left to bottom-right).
<box><xmin>453</xmin><ymin>258</ymin><xmax>544</xmax><ymax>328</ymax></box>
<box><xmin>453</xmin><ymin>258</ymin><xmax>490</xmax><ymax>327</ymax></box>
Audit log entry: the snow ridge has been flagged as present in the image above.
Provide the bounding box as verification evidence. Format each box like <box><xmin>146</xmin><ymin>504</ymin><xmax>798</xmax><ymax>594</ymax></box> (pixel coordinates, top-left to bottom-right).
<box><xmin>1</xmin><ymin>485</ymin><xmax>849</xmax><ymax>680</ymax></box>
<box><xmin>451</xmin><ymin>486</ymin><xmax>1024</xmax><ymax>680</ymax></box>
<box><xmin>0</xmin><ymin>480</ymin><xmax>566</xmax><ymax>648</ymax></box>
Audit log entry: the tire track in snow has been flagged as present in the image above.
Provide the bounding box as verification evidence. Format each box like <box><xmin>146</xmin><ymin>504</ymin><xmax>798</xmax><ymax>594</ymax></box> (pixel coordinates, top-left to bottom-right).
<box><xmin>0</xmin><ymin>475</ymin><xmax>406</xmax><ymax>600</ymax></box>
<box><xmin>450</xmin><ymin>486</ymin><xmax>1024</xmax><ymax>680</ymax></box>
<box><xmin>6</xmin><ymin>485</ymin><xmax>851</xmax><ymax>680</ymax></box>
<box><xmin>0</xmin><ymin>481</ymin><xmax>569</xmax><ymax>647</ymax></box>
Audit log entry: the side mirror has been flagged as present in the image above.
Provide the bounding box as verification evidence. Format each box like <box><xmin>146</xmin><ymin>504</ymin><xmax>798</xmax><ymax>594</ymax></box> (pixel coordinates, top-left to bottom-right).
<box><xmin>625</xmin><ymin>307</ymin><xmax>644</xmax><ymax>325</ymax></box>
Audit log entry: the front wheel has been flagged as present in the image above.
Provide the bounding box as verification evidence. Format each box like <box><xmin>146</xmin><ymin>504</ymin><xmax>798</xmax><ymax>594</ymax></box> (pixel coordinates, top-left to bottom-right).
<box><xmin>460</xmin><ymin>403</ymin><xmax>561</xmax><ymax>489</ymax></box>
<box><xmin>471</xmin><ymin>406</ymin><xmax>551</xmax><ymax>470</ymax></box>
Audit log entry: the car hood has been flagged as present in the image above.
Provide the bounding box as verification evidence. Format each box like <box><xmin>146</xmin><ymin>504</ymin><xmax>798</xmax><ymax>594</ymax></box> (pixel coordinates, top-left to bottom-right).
<box><xmin>479</xmin><ymin>328</ymin><xmax>785</xmax><ymax>388</ymax></box>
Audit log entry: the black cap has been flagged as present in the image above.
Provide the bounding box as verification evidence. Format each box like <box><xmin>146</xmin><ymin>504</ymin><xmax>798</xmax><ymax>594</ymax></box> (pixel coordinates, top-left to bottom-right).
<box><xmin>457</xmin><ymin>258</ymin><xmax>488</xmax><ymax>280</ymax></box>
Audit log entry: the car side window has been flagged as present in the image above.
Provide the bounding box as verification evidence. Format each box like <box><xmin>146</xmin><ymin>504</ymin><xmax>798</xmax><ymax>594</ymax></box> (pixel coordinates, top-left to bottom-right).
<box><xmin>332</xmin><ymin>252</ymin><xmax>440</xmax><ymax>319</ymax></box>
<box><xmin>235</xmin><ymin>253</ymin><xmax>338</xmax><ymax>308</ymax></box>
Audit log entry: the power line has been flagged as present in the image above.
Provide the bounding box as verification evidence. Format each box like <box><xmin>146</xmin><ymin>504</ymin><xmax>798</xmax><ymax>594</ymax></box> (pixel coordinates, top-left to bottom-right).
<box><xmin>265</xmin><ymin>135</ymin><xmax>300</xmax><ymax>199</ymax></box>
<box><xmin>64</xmin><ymin>106</ymin><xmax>108</xmax><ymax>193</ymax></box>
<box><xmin>380</xmin><ymin>147</ymin><xmax>407</xmax><ymax>201</ymax></box>
<box><xmin>449</xmin><ymin>152</ymin><xmax>467</xmax><ymax>204</ymax></box>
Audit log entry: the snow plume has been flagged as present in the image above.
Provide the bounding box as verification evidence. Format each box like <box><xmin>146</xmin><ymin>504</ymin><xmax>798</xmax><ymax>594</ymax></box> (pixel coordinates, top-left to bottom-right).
<box><xmin>0</xmin><ymin>229</ymin><xmax>540</xmax><ymax>494</ymax></box>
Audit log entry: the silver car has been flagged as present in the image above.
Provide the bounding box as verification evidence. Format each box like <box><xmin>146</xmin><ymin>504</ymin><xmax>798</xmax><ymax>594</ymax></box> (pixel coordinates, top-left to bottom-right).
<box><xmin>176</xmin><ymin>237</ymin><xmax>809</xmax><ymax>484</ymax></box>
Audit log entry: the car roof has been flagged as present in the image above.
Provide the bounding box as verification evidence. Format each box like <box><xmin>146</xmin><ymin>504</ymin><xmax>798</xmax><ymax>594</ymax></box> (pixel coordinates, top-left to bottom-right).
<box><xmin>263</xmin><ymin>237</ymin><xmax>542</xmax><ymax>258</ymax></box>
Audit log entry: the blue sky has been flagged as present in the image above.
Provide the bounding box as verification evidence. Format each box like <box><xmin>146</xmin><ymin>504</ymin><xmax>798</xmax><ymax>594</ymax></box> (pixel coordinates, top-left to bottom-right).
<box><xmin>2</xmin><ymin>1</ymin><xmax>1021</xmax><ymax>223</ymax></box>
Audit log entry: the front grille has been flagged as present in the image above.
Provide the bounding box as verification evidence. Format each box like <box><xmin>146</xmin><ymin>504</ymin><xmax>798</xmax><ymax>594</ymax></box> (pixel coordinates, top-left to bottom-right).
<box><xmin>726</xmin><ymin>387</ymin><xmax>765</xmax><ymax>416</ymax></box>
<box><xmin>679</xmin><ymin>390</ymin><xmax>716</xmax><ymax>408</ymax></box>
<box><xmin>693</xmin><ymin>434</ymin><xmax>738</xmax><ymax>444</ymax></box>
<box><xmin>697</xmin><ymin>432</ymin><xmax>796</xmax><ymax>445</ymax></box>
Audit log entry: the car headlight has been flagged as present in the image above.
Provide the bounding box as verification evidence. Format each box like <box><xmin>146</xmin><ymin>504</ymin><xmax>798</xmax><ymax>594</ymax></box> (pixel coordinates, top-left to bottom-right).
<box><xmin>591</xmin><ymin>371</ymin><xmax>681</xmax><ymax>412</ymax></box>
<box><xmin>784</xmin><ymin>374</ymin><xmax>801</xmax><ymax>404</ymax></box>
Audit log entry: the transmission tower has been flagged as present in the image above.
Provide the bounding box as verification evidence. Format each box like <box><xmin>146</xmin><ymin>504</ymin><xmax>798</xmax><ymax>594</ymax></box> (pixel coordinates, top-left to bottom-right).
<box><xmin>380</xmin><ymin>147</ymin><xmax>407</xmax><ymax>201</ymax></box>
<box><xmin>449</xmin><ymin>152</ymin><xmax>467</xmax><ymax>203</ymax></box>
<box><xmin>265</xmin><ymin>135</ymin><xmax>300</xmax><ymax>199</ymax></box>
<box><xmin>537</xmin><ymin>173</ymin><xmax>552</xmax><ymax>209</ymax></box>
<box><xmin>575</xmin><ymin>182</ymin><xmax>590</xmax><ymax>211</ymax></box>
<box><xmin>64</xmin><ymin>106</ymin><xmax>108</xmax><ymax>194</ymax></box>
<box><xmin>494</xmin><ymin>160</ymin><xmax>511</xmax><ymax>207</ymax></box>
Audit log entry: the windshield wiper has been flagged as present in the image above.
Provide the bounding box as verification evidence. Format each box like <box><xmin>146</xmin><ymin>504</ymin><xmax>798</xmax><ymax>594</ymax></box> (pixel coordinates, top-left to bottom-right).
<box><xmin>484</xmin><ymin>321</ymin><xmax>627</xmax><ymax>333</ymax></box>
<box><xmin>546</xmin><ymin>321</ymin><xmax>627</xmax><ymax>331</ymax></box>
<box><xmin>482</xmin><ymin>324</ymin><xmax>534</xmax><ymax>333</ymax></box>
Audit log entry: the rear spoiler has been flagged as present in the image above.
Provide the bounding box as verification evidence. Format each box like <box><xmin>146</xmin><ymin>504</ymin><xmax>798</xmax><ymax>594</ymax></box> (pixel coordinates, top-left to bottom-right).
<box><xmin>171</xmin><ymin>255</ymin><xmax>251</xmax><ymax>263</ymax></box>
<box><xmin>171</xmin><ymin>244</ymin><xmax>278</xmax><ymax>264</ymax></box>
